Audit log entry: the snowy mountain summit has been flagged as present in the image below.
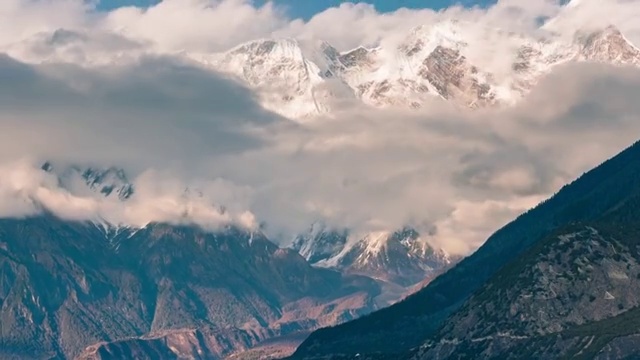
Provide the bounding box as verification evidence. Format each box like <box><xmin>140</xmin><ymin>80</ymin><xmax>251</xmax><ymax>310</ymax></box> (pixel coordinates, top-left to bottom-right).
<box><xmin>192</xmin><ymin>20</ymin><xmax>640</xmax><ymax>120</ymax></box>
<box><xmin>6</xmin><ymin>2</ymin><xmax>639</xmax><ymax>121</ymax></box>
<box><xmin>41</xmin><ymin>162</ymin><xmax>134</xmax><ymax>201</ymax></box>
<box><xmin>292</xmin><ymin>225</ymin><xmax>453</xmax><ymax>288</ymax></box>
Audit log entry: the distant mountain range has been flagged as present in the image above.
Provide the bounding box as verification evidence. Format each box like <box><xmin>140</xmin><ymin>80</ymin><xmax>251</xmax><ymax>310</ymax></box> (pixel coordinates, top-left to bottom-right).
<box><xmin>7</xmin><ymin>4</ymin><xmax>640</xmax><ymax>121</ymax></box>
<box><xmin>188</xmin><ymin>21</ymin><xmax>640</xmax><ymax>119</ymax></box>
<box><xmin>292</xmin><ymin>225</ymin><xmax>453</xmax><ymax>288</ymax></box>
<box><xmin>41</xmin><ymin>162</ymin><xmax>455</xmax><ymax>293</ymax></box>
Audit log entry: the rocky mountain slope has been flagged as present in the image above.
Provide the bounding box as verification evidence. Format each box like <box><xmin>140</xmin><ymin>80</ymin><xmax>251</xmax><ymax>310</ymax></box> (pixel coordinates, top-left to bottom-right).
<box><xmin>45</xmin><ymin>162</ymin><xmax>453</xmax><ymax>299</ymax></box>
<box><xmin>0</xmin><ymin>217</ymin><xmax>380</xmax><ymax>360</ymax></box>
<box><xmin>291</xmin><ymin>138</ymin><xmax>640</xmax><ymax>359</ymax></box>
<box><xmin>414</xmin><ymin>222</ymin><xmax>640</xmax><ymax>359</ymax></box>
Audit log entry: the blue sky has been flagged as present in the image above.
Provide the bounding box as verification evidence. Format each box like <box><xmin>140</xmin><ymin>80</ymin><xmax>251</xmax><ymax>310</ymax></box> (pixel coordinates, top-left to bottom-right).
<box><xmin>97</xmin><ymin>0</ymin><xmax>496</xmax><ymax>19</ymax></box>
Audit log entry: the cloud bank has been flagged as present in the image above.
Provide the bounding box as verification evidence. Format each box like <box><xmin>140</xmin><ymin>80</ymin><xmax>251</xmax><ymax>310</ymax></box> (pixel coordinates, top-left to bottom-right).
<box><xmin>0</xmin><ymin>0</ymin><xmax>640</xmax><ymax>255</ymax></box>
<box><xmin>5</xmin><ymin>0</ymin><xmax>640</xmax><ymax>60</ymax></box>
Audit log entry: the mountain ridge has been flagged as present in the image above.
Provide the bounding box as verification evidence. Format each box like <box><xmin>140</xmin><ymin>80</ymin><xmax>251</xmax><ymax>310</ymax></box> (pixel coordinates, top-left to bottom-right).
<box><xmin>0</xmin><ymin>216</ymin><xmax>383</xmax><ymax>359</ymax></box>
<box><xmin>0</xmin><ymin>163</ymin><xmax>454</xmax><ymax>359</ymax></box>
<box><xmin>188</xmin><ymin>21</ymin><xmax>640</xmax><ymax>119</ymax></box>
<box><xmin>38</xmin><ymin>162</ymin><xmax>454</xmax><ymax>294</ymax></box>
<box><xmin>292</xmin><ymin>226</ymin><xmax>453</xmax><ymax>288</ymax></box>
<box><xmin>7</xmin><ymin>9</ymin><xmax>640</xmax><ymax>121</ymax></box>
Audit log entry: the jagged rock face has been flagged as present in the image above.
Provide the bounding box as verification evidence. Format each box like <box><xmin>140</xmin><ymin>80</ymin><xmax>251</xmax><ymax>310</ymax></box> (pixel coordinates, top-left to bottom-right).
<box><xmin>0</xmin><ymin>217</ymin><xmax>380</xmax><ymax>359</ymax></box>
<box><xmin>338</xmin><ymin>47</ymin><xmax>376</xmax><ymax>69</ymax></box>
<box><xmin>420</xmin><ymin>46</ymin><xmax>495</xmax><ymax>107</ymax></box>
<box><xmin>42</xmin><ymin>162</ymin><xmax>135</xmax><ymax>201</ymax></box>
<box><xmin>354</xmin><ymin>78</ymin><xmax>432</xmax><ymax>109</ymax></box>
<box><xmin>199</xmin><ymin>38</ymin><xmax>356</xmax><ymax>120</ymax></box>
<box><xmin>292</xmin><ymin>226</ymin><xmax>348</xmax><ymax>264</ymax></box>
<box><xmin>512</xmin><ymin>26</ymin><xmax>640</xmax><ymax>94</ymax></box>
<box><xmin>335</xmin><ymin>229</ymin><xmax>451</xmax><ymax>287</ymax></box>
<box><xmin>79</xmin><ymin>168</ymin><xmax>134</xmax><ymax>200</ymax></box>
<box><xmin>577</xmin><ymin>26</ymin><xmax>640</xmax><ymax>65</ymax></box>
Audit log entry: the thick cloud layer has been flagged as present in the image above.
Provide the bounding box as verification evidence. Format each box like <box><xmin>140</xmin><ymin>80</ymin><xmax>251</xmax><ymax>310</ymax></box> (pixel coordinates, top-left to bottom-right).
<box><xmin>4</xmin><ymin>0</ymin><xmax>640</xmax><ymax>56</ymax></box>
<box><xmin>0</xmin><ymin>0</ymin><xmax>639</xmax><ymax>255</ymax></box>
<box><xmin>0</xmin><ymin>55</ymin><xmax>279</xmax><ymax>166</ymax></box>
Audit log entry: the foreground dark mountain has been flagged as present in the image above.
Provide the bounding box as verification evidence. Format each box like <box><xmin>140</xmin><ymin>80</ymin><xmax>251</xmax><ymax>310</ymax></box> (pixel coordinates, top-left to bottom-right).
<box><xmin>416</xmin><ymin>223</ymin><xmax>640</xmax><ymax>359</ymax></box>
<box><xmin>292</xmin><ymin>140</ymin><xmax>640</xmax><ymax>359</ymax></box>
<box><xmin>0</xmin><ymin>217</ymin><xmax>380</xmax><ymax>359</ymax></box>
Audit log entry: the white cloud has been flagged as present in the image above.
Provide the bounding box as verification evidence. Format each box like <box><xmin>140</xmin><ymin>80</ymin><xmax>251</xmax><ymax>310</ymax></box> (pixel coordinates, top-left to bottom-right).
<box><xmin>102</xmin><ymin>0</ymin><xmax>288</xmax><ymax>52</ymax></box>
<box><xmin>4</xmin><ymin>0</ymin><xmax>638</xmax><ymax>59</ymax></box>
<box><xmin>280</xmin><ymin>3</ymin><xmax>442</xmax><ymax>50</ymax></box>
<box><xmin>2</xmin><ymin>61</ymin><xmax>640</xmax><ymax>256</ymax></box>
<box><xmin>545</xmin><ymin>0</ymin><xmax>640</xmax><ymax>43</ymax></box>
<box><xmin>0</xmin><ymin>159</ymin><xmax>258</xmax><ymax>230</ymax></box>
<box><xmin>0</xmin><ymin>0</ymin><xmax>640</xmax><ymax>256</ymax></box>
<box><xmin>430</xmin><ymin>195</ymin><xmax>547</xmax><ymax>255</ymax></box>
<box><xmin>0</xmin><ymin>0</ymin><xmax>90</xmax><ymax>48</ymax></box>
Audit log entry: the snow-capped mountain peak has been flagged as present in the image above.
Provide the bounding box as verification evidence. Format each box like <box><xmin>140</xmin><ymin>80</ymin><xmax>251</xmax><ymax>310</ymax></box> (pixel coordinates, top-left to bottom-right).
<box><xmin>79</xmin><ymin>167</ymin><xmax>134</xmax><ymax>200</ymax></box>
<box><xmin>401</xmin><ymin>19</ymin><xmax>468</xmax><ymax>57</ymax></box>
<box><xmin>42</xmin><ymin>162</ymin><xmax>135</xmax><ymax>201</ymax></box>
<box><xmin>358</xmin><ymin>231</ymin><xmax>392</xmax><ymax>257</ymax></box>
<box><xmin>291</xmin><ymin>223</ymin><xmax>348</xmax><ymax>264</ymax></box>
<box><xmin>575</xmin><ymin>25</ymin><xmax>640</xmax><ymax>65</ymax></box>
<box><xmin>190</xmin><ymin>37</ymin><xmax>356</xmax><ymax>120</ymax></box>
<box><xmin>182</xmin><ymin>19</ymin><xmax>640</xmax><ymax>120</ymax></box>
<box><xmin>2</xmin><ymin>2</ymin><xmax>638</xmax><ymax>122</ymax></box>
<box><xmin>292</xmin><ymin>225</ymin><xmax>453</xmax><ymax>287</ymax></box>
